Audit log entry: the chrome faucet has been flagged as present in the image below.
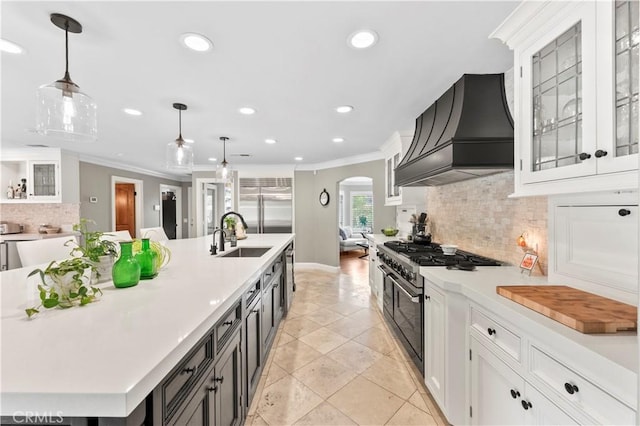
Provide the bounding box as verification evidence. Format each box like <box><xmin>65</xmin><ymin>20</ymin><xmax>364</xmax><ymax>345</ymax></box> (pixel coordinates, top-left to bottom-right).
<box><xmin>218</xmin><ymin>211</ymin><xmax>248</xmax><ymax>253</ymax></box>
<box><xmin>210</xmin><ymin>228</ymin><xmax>227</xmax><ymax>255</ymax></box>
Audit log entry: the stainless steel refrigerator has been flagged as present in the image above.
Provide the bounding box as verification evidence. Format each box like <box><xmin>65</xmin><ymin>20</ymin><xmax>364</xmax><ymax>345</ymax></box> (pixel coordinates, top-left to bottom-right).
<box><xmin>238</xmin><ymin>178</ymin><xmax>292</xmax><ymax>233</ymax></box>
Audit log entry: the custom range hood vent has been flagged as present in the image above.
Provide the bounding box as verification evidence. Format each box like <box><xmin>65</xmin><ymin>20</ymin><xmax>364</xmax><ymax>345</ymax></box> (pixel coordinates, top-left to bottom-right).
<box><xmin>395</xmin><ymin>74</ymin><xmax>514</xmax><ymax>186</ymax></box>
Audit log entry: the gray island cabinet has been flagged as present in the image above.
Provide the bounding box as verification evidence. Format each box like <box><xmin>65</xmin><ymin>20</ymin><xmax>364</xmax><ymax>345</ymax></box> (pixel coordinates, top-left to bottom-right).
<box><xmin>0</xmin><ymin>235</ymin><xmax>294</xmax><ymax>426</ymax></box>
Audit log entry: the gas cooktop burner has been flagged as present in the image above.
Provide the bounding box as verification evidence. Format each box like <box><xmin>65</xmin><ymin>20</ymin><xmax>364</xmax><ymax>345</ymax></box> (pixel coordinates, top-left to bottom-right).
<box><xmin>384</xmin><ymin>240</ymin><xmax>501</xmax><ymax>267</ymax></box>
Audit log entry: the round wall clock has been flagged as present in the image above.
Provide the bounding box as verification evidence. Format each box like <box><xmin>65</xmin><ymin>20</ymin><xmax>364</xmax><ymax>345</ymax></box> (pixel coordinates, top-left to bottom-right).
<box><xmin>319</xmin><ymin>189</ymin><xmax>330</xmax><ymax>206</ymax></box>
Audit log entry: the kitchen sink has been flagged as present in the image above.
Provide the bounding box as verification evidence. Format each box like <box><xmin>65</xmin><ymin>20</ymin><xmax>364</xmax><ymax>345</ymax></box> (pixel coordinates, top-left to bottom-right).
<box><xmin>218</xmin><ymin>247</ymin><xmax>272</xmax><ymax>258</ymax></box>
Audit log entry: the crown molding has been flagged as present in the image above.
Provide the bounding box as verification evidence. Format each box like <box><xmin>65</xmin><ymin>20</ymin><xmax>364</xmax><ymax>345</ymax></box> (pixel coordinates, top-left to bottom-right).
<box><xmin>78</xmin><ymin>154</ymin><xmax>190</xmax><ymax>182</ymax></box>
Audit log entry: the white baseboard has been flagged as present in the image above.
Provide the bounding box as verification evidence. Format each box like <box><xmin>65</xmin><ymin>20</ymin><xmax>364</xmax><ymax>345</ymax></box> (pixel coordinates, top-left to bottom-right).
<box><xmin>295</xmin><ymin>262</ymin><xmax>340</xmax><ymax>273</ymax></box>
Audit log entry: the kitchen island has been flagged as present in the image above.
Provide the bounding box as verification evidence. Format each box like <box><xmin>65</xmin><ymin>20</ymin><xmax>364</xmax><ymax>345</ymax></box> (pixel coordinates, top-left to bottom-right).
<box><xmin>0</xmin><ymin>233</ymin><xmax>294</xmax><ymax>423</ymax></box>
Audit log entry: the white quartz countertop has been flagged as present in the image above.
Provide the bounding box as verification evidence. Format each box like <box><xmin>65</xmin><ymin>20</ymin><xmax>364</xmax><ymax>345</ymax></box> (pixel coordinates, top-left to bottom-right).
<box><xmin>364</xmin><ymin>233</ymin><xmax>399</xmax><ymax>244</ymax></box>
<box><xmin>421</xmin><ymin>266</ymin><xmax>638</xmax><ymax>375</ymax></box>
<box><xmin>0</xmin><ymin>233</ymin><xmax>294</xmax><ymax>418</ymax></box>
<box><xmin>0</xmin><ymin>232</ymin><xmax>77</xmax><ymax>242</ymax></box>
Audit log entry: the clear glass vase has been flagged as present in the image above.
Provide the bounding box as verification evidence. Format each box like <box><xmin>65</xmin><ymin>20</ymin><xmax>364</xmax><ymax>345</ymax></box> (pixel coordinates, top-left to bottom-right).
<box><xmin>135</xmin><ymin>238</ymin><xmax>158</xmax><ymax>279</ymax></box>
<box><xmin>112</xmin><ymin>241</ymin><xmax>140</xmax><ymax>288</ymax></box>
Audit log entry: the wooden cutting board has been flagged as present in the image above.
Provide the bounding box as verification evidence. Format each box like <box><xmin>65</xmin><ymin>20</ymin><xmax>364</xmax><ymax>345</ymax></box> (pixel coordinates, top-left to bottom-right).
<box><xmin>496</xmin><ymin>285</ymin><xmax>637</xmax><ymax>334</ymax></box>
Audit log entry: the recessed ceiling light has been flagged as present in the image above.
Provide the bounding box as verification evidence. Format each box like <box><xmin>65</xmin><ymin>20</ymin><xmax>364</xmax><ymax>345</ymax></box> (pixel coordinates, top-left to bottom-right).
<box><xmin>332</xmin><ymin>137</ymin><xmax>344</xmax><ymax>143</ymax></box>
<box><xmin>0</xmin><ymin>39</ymin><xmax>24</xmax><ymax>54</ymax></box>
<box><xmin>294</xmin><ymin>156</ymin><xmax>303</xmax><ymax>161</ymax></box>
<box><xmin>208</xmin><ymin>157</ymin><xmax>217</xmax><ymax>161</ymax></box>
<box><xmin>336</xmin><ymin>105</ymin><xmax>354</xmax><ymax>114</ymax></box>
<box><xmin>180</xmin><ymin>33</ymin><xmax>213</xmax><ymax>52</ymax></box>
<box><xmin>238</xmin><ymin>107</ymin><xmax>256</xmax><ymax>115</ymax></box>
<box><xmin>265</xmin><ymin>138</ymin><xmax>277</xmax><ymax>144</ymax></box>
<box><xmin>184</xmin><ymin>138</ymin><xmax>195</xmax><ymax>144</ymax></box>
<box><xmin>348</xmin><ymin>30</ymin><xmax>378</xmax><ymax>49</ymax></box>
<box><xmin>123</xmin><ymin>108</ymin><xmax>142</xmax><ymax>116</ymax></box>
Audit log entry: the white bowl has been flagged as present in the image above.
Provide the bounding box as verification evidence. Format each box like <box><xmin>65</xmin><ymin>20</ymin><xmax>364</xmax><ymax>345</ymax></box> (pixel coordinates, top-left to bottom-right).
<box><xmin>441</xmin><ymin>244</ymin><xmax>458</xmax><ymax>255</ymax></box>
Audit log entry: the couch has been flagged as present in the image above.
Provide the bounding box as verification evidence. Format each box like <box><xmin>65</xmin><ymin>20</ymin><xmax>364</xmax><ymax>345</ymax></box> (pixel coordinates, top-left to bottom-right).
<box><xmin>339</xmin><ymin>226</ymin><xmax>369</xmax><ymax>253</ymax></box>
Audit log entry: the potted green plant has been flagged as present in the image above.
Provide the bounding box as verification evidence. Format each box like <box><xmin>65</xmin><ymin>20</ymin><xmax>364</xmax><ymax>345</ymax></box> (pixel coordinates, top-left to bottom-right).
<box><xmin>359</xmin><ymin>215</ymin><xmax>368</xmax><ymax>230</ymax></box>
<box><xmin>26</xmin><ymin>257</ymin><xmax>102</xmax><ymax>318</ymax></box>
<box><xmin>67</xmin><ymin>219</ymin><xmax>118</xmax><ymax>283</ymax></box>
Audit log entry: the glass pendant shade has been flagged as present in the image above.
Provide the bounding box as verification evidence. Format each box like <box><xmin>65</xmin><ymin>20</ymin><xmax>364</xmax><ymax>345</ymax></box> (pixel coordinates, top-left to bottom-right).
<box><xmin>36</xmin><ymin>81</ymin><xmax>97</xmax><ymax>141</ymax></box>
<box><xmin>166</xmin><ymin>103</ymin><xmax>194</xmax><ymax>172</ymax></box>
<box><xmin>166</xmin><ymin>139</ymin><xmax>194</xmax><ymax>171</ymax></box>
<box><xmin>36</xmin><ymin>13</ymin><xmax>97</xmax><ymax>142</ymax></box>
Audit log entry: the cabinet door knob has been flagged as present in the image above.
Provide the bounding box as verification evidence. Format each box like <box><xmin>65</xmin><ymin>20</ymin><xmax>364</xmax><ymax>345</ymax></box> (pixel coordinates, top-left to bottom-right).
<box><xmin>510</xmin><ymin>389</ymin><xmax>520</xmax><ymax>399</ymax></box>
<box><xmin>425</xmin><ymin>295</ymin><xmax>431</xmax><ymax>301</ymax></box>
<box><xmin>619</xmin><ymin>209</ymin><xmax>631</xmax><ymax>217</ymax></box>
<box><xmin>594</xmin><ymin>149</ymin><xmax>608</xmax><ymax>158</ymax></box>
<box><xmin>521</xmin><ymin>400</ymin><xmax>532</xmax><ymax>410</ymax></box>
<box><xmin>564</xmin><ymin>382</ymin><xmax>579</xmax><ymax>394</ymax></box>
<box><xmin>213</xmin><ymin>376</ymin><xmax>224</xmax><ymax>383</ymax></box>
<box><xmin>578</xmin><ymin>152</ymin><xmax>591</xmax><ymax>161</ymax></box>
<box><xmin>487</xmin><ymin>328</ymin><xmax>496</xmax><ymax>336</ymax></box>
<box><xmin>208</xmin><ymin>386</ymin><xmax>217</xmax><ymax>393</ymax></box>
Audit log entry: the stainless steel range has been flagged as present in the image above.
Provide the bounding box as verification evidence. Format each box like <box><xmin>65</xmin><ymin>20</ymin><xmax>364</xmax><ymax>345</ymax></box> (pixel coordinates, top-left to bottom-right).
<box><xmin>376</xmin><ymin>241</ymin><xmax>502</xmax><ymax>375</ymax></box>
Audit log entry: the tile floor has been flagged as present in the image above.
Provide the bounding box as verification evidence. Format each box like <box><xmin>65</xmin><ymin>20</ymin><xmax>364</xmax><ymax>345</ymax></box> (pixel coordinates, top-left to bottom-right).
<box><xmin>246</xmin><ymin>256</ymin><xmax>449</xmax><ymax>425</ymax></box>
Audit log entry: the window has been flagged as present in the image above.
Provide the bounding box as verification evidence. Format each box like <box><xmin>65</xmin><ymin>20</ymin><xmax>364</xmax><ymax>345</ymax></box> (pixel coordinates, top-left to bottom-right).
<box><xmin>350</xmin><ymin>191</ymin><xmax>373</xmax><ymax>230</ymax></box>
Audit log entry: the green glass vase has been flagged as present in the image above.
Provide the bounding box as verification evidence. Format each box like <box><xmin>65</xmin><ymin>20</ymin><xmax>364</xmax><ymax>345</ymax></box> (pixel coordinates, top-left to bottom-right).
<box><xmin>112</xmin><ymin>241</ymin><xmax>140</xmax><ymax>288</ymax></box>
<box><xmin>135</xmin><ymin>238</ymin><xmax>158</xmax><ymax>279</ymax></box>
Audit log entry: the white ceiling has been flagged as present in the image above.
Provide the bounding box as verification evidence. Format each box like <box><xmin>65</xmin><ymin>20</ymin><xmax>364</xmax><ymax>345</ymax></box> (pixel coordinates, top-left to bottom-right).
<box><xmin>1</xmin><ymin>1</ymin><xmax>518</xmax><ymax>179</ymax></box>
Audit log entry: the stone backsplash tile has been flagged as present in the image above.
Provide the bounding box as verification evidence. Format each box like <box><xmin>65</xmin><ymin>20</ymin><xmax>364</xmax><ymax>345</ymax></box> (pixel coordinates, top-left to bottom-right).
<box><xmin>425</xmin><ymin>171</ymin><xmax>548</xmax><ymax>275</ymax></box>
<box><xmin>0</xmin><ymin>203</ymin><xmax>80</xmax><ymax>233</ymax></box>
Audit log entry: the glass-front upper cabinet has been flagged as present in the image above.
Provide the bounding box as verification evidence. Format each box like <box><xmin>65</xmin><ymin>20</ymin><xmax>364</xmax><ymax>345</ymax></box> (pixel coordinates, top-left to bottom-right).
<box><xmin>29</xmin><ymin>161</ymin><xmax>60</xmax><ymax>200</ymax></box>
<box><xmin>614</xmin><ymin>0</ymin><xmax>639</xmax><ymax>158</ymax></box>
<box><xmin>492</xmin><ymin>0</ymin><xmax>638</xmax><ymax>196</ymax></box>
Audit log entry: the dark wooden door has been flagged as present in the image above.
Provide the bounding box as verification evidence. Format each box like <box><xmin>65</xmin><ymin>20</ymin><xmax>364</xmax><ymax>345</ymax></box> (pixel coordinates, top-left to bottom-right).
<box><xmin>245</xmin><ymin>297</ymin><xmax>262</xmax><ymax>407</ymax></box>
<box><xmin>115</xmin><ymin>183</ymin><xmax>136</xmax><ymax>238</ymax></box>
<box><xmin>215</xmin><ymin>331</ymin><xmax>242</xmax><ymax>426</ymax></box>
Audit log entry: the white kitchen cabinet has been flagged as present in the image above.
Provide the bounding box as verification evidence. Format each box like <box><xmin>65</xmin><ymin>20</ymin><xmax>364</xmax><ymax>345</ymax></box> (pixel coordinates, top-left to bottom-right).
<box><xmin>423</xmin><ymin>284</ymin><xmax>445</xmax><ymax>408</ymax></box>
<box><xmin>470</xmin><ymin>336</ymin><xmax>581</xmax><ymax>426</ymax></box>
<box><xmin>492</xmin><ymin>1</ymin><xmax>639</xmax><ymax>196</ymax></box>
<box><xmin>549</xmin><ymin>191</ymin><xmax>639</xmax><ymax>304</ymax></box>
<box><xmin>381</xmin><ymin>131</ymin><xmax>426</xmax><ymax>208</ymax></box>
<box><xmin>468</xmin><ymin>302</ymin><xmax>635</xmax><ymax>425</ymax></box>
<box><xmin>420</xmin><ymin>277</ymin><xmax>467</xmax><ymax>426</ymax></box>
<box><xmin>0</xmin><ymin>149</ymin><xmax>62</xmax><ymax>203</ymax></box>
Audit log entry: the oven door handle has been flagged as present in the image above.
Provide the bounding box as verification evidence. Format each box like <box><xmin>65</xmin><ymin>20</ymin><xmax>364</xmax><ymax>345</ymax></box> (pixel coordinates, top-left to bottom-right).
<box><xmin>377</xmin><ymin>265</ymin><xmax>391</xmax><ymax>276</ymax></box>
<box><xmin>388</xmin><ymin>276</ymin><xmax>420</xmax><ymax>303</ymax></box>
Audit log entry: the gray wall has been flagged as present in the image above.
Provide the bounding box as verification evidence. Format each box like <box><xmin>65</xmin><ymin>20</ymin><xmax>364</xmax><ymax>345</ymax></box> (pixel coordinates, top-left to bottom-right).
<box><xmin>79</xmin><ymin>161</ymin><xmax>184</xmax><ymax>234</ymax></box>
<box><xmin>294</xmin><ymin>159</ymin><xmax>394</xmax><ymax>267</ymax></box>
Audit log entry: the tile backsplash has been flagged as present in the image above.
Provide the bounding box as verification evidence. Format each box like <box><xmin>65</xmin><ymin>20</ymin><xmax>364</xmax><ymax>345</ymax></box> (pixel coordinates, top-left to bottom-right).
<box><xmin>425</xmin><ymin>171</ymin><xmax>548</xmax><ymax>275</ymax></box>
<box><xmin>0</xmin><ymin>203</ymin><xmax>80</xmax><ymax>233</ymax></box>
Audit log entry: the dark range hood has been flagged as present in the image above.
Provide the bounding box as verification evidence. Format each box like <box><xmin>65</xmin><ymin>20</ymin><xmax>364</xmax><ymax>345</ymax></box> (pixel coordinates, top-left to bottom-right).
<box><xmin>395</xmin><ymin>74</ymin><xmax>514</xmax><ymax>186</ymax></box>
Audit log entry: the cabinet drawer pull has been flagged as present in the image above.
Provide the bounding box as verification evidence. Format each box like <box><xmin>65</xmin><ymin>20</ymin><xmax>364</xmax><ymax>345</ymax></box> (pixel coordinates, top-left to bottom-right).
<box><xmin>182</xmin><ymin>366</ymin><xmax>196</xmax><ymax>375</ymax></box>
<box><xmin>579</xmin><ymin>152</ymin><xmax>591</xmax><ymax>161</ymax></box>
<box><xmin>223</xmin><ymin>321</ymin><xmax>233</xmax><ymax>326</ymax></box>
<box><xmin>274</xmin><ymin>284</ymin><xmax>279</xmax><ymax>288</ymax></box>
<box><xmin>252</xmin><ymin>309</ymin><xmax>260</xmax><ymax>313</ymax></box>
<box><xmin>521</xmin><ymin>400</ymin><xmax>532</xmax><ymax>410</ymax></box>
<box><xmin>619</xmin><ymin>208</ymin><xmax>631</xmax><ymax>217</ymax></box>
<box><xmin>425</xmin><ymin>295</ymin><xmax>431</xmax><ymax>301</ymax></box>
<box><xmin>487</xmin><ymin>328</ymin><xmax>496</xmax><ymax>336</ymax></box>
<box><xmin>208</xmin><ymin>386</ymin><xmax>217</xmax><ymax>393</ymax></box>
<box><xmin>510</xmin><ymin>389</ymin><xmax>520</xmax><ymax>399</ymax></box>
<box><xmin>213</xmin><ymin>376</ymin><xmax>224</xmax><ymax>384</ymax></box>
<box><xmin>564</xmin><ymin>382</ymin><xmax>579</xmax><ymax>394</ymax></box>
<box><xmin>594</xmin><ymin>149</ymin><xmax>608</xmax><ymax>158</ymax></box>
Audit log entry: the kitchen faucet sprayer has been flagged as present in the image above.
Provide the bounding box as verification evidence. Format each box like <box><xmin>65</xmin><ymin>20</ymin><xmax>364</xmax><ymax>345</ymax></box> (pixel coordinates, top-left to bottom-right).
<box><xmin>216</xmin><ymin>212</ymin><xmax>248</xmax><ymax>253</ymax></box>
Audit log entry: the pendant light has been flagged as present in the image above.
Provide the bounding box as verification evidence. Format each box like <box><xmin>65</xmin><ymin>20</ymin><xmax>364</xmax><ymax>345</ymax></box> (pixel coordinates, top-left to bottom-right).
<box><xmin>166</xmin><ymin>103</ymin><xmax>194</xmax><ymax>172</ymax></box>
<box><xmin>36</xmin><ymin>13</ymin><xmax>97</xmax><ymax>142</ymax></box>
<box><xmin>220</xmin><ymin>136</ymin><xmax>229</xmax><ymax>178</ymax></box>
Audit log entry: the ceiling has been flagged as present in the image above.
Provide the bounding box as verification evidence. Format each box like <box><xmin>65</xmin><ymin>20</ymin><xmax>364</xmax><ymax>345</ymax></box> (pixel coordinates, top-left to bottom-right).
<box><xmin>1</xmin><ymin>1</ymin><xmax>518</xmax><ymax>179</ymax></box>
